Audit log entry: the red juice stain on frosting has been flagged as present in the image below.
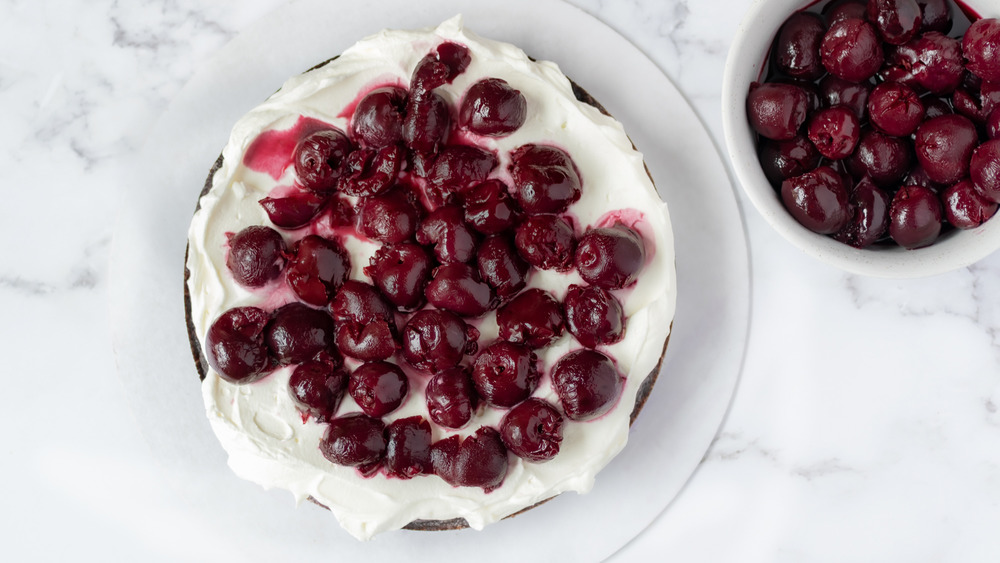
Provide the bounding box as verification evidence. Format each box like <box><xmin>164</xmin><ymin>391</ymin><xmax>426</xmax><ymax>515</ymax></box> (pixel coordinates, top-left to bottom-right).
<box><xmin>243</xmin><ymin>116</ymin><xmax>334</xmax><ymax>180</ymax></box>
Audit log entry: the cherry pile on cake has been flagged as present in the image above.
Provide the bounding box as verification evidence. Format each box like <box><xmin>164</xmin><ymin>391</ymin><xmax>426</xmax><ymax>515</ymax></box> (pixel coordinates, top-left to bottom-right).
<box><xmin>747</xmin><ymin>0</ymin><xmax>1000</xmax><ymax>250</ymax></box>
<box><xmin>186</xmin><ymin>17</ymin><xmax>675</xmax><ymax>540</ymax></box>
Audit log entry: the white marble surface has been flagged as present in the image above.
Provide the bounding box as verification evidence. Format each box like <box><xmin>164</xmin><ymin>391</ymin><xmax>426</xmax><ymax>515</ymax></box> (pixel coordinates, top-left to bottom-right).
<box><xmin>4</xmin><ymin>0</ymin><xmax>999</xmax><ymax>561</ymax></box>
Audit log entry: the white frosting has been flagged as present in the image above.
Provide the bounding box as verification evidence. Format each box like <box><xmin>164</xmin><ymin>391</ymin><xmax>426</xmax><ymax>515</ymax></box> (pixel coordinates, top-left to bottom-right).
<box><xmin>186</xmin><ymin>16</ymin><xmax>676</xmax><ymax>540</ymax></box>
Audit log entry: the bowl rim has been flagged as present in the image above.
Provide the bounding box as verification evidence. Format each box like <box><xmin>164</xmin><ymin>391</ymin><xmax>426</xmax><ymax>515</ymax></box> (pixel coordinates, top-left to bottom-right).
<box><xmin>721</xmin><ymin>0</ymin><xmax>1000</xmax><ymax>278</ymax></box>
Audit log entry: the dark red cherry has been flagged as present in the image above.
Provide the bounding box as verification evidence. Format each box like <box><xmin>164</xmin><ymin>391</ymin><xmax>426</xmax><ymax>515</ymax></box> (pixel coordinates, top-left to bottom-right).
<box><xmin>824</xmin><ymin>0</ymin><xmax>867</xmax><ymax>25</ymax></box>
<box><xmin>459</xmin><ymin>78</ymin><xmax>527</xmax><ymax>136</ymax></box>
<box><xmin>746</xmin><ymin>82</ymin><xmax>810</xmax><ymax>141</ymax></box>
<box><xmin>432</xmin><ymin>427</ymin><xmax>508</xmax><ymax>491</ymax></box>
<box><xmin>425</xmin><ymin>145</ymin><xmax>498</xmax><ymax>199</ymax></box>
<box><xmin>551</xmin><ymin>349</ymin><xmax>622</xmax><ymax>421</ymax></box>
<box><xmin>426</xmin><ymin>367</ymin><xmax>478</xmax><ymax>429</ymax></box>
<box><xmin>964</xmin><ymin>19</ymin><xmax>1000</xmax><ymax>83</ymax></box>
<box><xmin>265</xmin><ymin>303</ymin><xmax>335</xmax><ymax>365</ymax></box>
<box><xmin>846</xmin><ymin>128</ymin><xmax>912</xmax><ymax>187</ymax></box>
<box><xmin>496</xmin><ymin>288</ymin><xmax>564</xmax><ymax>349</ymax></box>
<box><xmin>913</xmin><ymin>33</ymin><xmax>963</xmax><ymax>95</ymax></box>
<box><xmin>411</xmin><ymin>41</ymin><xmax>471</xmax><ymax>94</ymax></box>
<box><xmin>499</xmin><ymin>398</ymin><xmax>563</xmax><ymax>462</ymax></box>
<box><xmin>286</xmin><ymin>235</ymin><xmax>350</xmax><ymax>306</ymax></box>
<box><xmin>416</xmin><ymin>204</ymin><xmax>478</xmax><ymax>263</ymax></box>
<box><xmin>918</xmin><ymin>0</ymin><xmax>952</xmax><ymax>33</ymax></box>
<box><xmin>206</xmin><ymin>306</ymin><xmax>272</xmax><ymax>384</ymax></box>
<box><xmin>868</xmin><ymin>81</ymin><xmax>924</xmax><ymax>137</ymax></box>
<box><xmin>364</xmin><ymin>243</ymin><xmax>433</xmax><ymax>311</ymax></box>
<box><xmin>403</xmin><ymin>91</ymin><xmax>450</xmax><ymax>154</ymax></box>
<box><xmin>833</xmin><ymin>177</ymin><xmax>891</xmax><ymax>248</ymax></box>
<box><xmin>288</xmin><ymin>358</ymin><xmax>348</xmax><ymax>421</ymax></box>
<box><xmin>508</xmin><ymin>144</ymin><xmax>583</xmax><ymax>214</ymax></box>
<box><xmin>758</xmin><ymin>134</ymin><xmax>822</xmax><ymax>187</ymax></box>
<box><xmin>867</xmin><ymin>0</ymin><xmax>922</xmax><ymax>45</ymax></box>
<box><xmin>351</xmin><ymin>86</ymin><xmax>408</xmax><ymax>148</ymax></box>
<box><xmin>330</xmin><ymin>280</ymin><xmax>395</xmax><ymax>324</ymax></box>
<box><xmin>563</xmin><ymin>284</ymin><xmax>626</xmax><ymax>348</ymax></box>
<box><xmin>477</xmin><ymin>235</ymin><xmax>530</xmax><ymax>299</ymax></box>
<box><xmin>472</xmin><ymin>341</ymin><xmax>539</xmax><ymax>408</ymax></box>
<box><xmin>293</xmin><ymin>127</ymin><xmax>352</xmax><ymax>192</ymax></box>
<box><xmin>320</xmin><ymin>413</ymin><xmax>385</xmax><ymax>475</ymax></box>
<box><xmin>820</xmin><ymin>19</ymin><xmax>884</xmax><ymax>82</ymax></box>
<box><xmin>356</xmin><ymin>188</ymin><xmax>420</xmax><ymax>244</ymax></box>
<box><xmin>335</xmin><ymin>320</ymin><xmax>396</xmax><ymax>361</ymax></box>
<box><xmin>463</xmin><ymin>179</ymin><xmax>521</xmax><ymax>234</ymax></box>
<box><xmin>340</xmin><ymin>143</ymin><xmax>404</xmax><ymax>198</ymax></box>
<box><xmin>575</xmin><ymin>224</ymin><xmax>646</xmax><ymax>289</ymax></box>
<box><xmin>385</xmin><ymin>416</ymin><xmax>433</xmax><ymax>479</ymax></box>
<box><xmin>349</xmin><ymin>361</ymin><xmax>408</xmax><ymax>417</ymax></box>
<box><xmin>773</xmin><ymin>12</ymin><xmax>827</xmax><ymax>80</ymax></box>
<box><xmin>781</xmin><ymin>166</ymin><xmax>851</xmax><ymax>234</ymax></box>
<box><xmin>818</xmin><ymin>75</ymin><xmax>871</xmax><ymax>120</ymax></box>
<box><xmin>807</xmin><ymin>106</ymin><xmax>860</xmax><ymax>159</ymax></box>
<box><xmin>401</xmin><ymin>309</ymin><xmax>478</xmax><ymax>372</ymax></box>
<box><xmin>987</xmin><ymin>107</ymin><xmax>1000</xmax><ymax>139</ymax></box>
<box><xmin>922</xmin><ymin>95</ymin><xmax>952</xmax><ymax>120</ymax></box>
<box><xmin>259</xmin><ymin>191</ymin><xmax>328</xmax><ymax>230</ymax></box>
<box><xmin>514</xmin><ymin>214</ymin><xmax>576</xmax><ymax>271</ymax></box>
<box><xmin>914</xmin><ymin>114</ymin><xmax>978</xmax><ymax>185</ymax></box>
<box><xmin>226</xmin><ymin>226</ymin><xmax>286</xmax><ymax>288</ymax></box>
<box><xmin>889</xmin><ymin>185</ymin><xmax>942</xmax><ymax>248</ymax></box>
<box><xmin>951</xmin><ymin>79</ymin><xmax>1000</xmax><ymax>125</ymax></box>
<box><xmin>971</xmin><ymin>139</ymin><xmax>1000</xmax><ymax>203</ymax></box>
<box><xmin>425</xmin><ymin>263</ymin><xmax>495</xmax><ymax>317</ymax></box>
<box><xmin>943</xmin><ymin>179</ymin><xmax>999</xmax><ymax>228</ymax></box>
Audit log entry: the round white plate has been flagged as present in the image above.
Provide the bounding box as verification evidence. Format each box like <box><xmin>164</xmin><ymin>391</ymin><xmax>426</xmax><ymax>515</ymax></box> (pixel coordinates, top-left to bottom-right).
<box><xmin>109</xmin><ymin>0</ymin><xmax>750</xmax><ymax>560</ymax></box>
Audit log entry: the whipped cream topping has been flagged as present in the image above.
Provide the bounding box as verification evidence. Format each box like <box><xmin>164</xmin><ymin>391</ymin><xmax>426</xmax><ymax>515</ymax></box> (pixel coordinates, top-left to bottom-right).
<box><xmin>186</xmin><ymin>16</ymin><xmax>676</xmax><ymax>540</ymax></box>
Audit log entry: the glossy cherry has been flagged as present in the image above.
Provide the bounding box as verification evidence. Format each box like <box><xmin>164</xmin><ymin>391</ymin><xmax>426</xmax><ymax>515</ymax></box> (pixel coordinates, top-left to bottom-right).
<box><xmin>807</xmin><ymin>106</ymin><xmax>860</xmax><ymax>159</ymax></box>
<box><xmin>416</xmin><ymin>204</ymin><xmax>478</xmax><ymax>263</ymax></box>
<box><xmin>384</xmin><ymin>417</ymin><xmax>433</xmax><ymax>479</ymax></box>
<box><xmin>971</xmin><ymin>139</ymin><xmax>1000</xmax><ymax>203</ymax></box>
<box><xmin>364</xmin><ymin>242</ymin><xmax>433</xmax><ymax>311</ymax></box>
<box><xmin>432</xmin><ymin>427</ymin><xmax>508</xmax><ymax>491</ymax></box>
<box><xmin>758</xmin><ymin>134</ymin><xmax>821</xmax><ymax>187</ymax></box>
<box><xmin>320</xmin><ymin>413</ymin><xmax>386</xmax><ymax>475</ymax></box>
<box><xmin>288</xmin><ymin>358</ymin><xmax>348</xmax><ymax>421</ymax></box>
<box><xmin>833</xmin><ymin>177</ymin><xmax>891</xmax><ymax>248</ymax></box>
<box><xmin>889</xmin><ymin>184</ymin><xmax>942</xmax><ymax>249</ymax></box>
<box><xmin>351</xmin><ymin>86</ymin><xmax>408</xmax><ymax>148</ymax></box>
<box><xmin>425</xmin><ymin>367</ymin><xmax>478</xmax><ymax>429</ymax></box>
<box><xmin>460</xmin><ymin>78</ymin><xmax>527</xmax><ymax>136</ymax></box>
<box><xmin>868</xmin><ymin>81</ymin><xmax>925</xmax><ymax>137</ymax></box>
<box><xmin>349</xmin><ymin>361</ymin><xmax>408</xmax><ymax>417</ymax></box>
<box><xmin>472</xmin><ymin>341</ymin><xmax>539</xmax><ymax>408</ymax></box>
<box><xmin>514</xmin><ymin>214</ymin><xmax>576</xmax><ymax>271</ymax></box>
<box><xmin>773</xmin><ymin>12</ymin><xmax>827</xmax><ymax>80</ymax></box>
<box><xmin>259</xmin><ymin>191</ymin><xmax>328</xmax><ymax>230</ymax></box>
<box><xmin>425</xmin><ymin>145</ymin><xmax>498</xmax><ymax>199</ymax></box>
<box><xmin>551</xmin><ymin>349</ymin><xmax>622</xmax><ymax>421</ymax></box>
<box><xmin>226</xmin><ymin>226</ymin><xmax>286</xmax><ymax>288</ymax></box>
<box><xmin>477</xmin><ymin>235</ymin><xmax>530</xmax><ymax>299</ymax></box>
<box><xmin>943</xmin><ymin>179</ymin><xmax>999</xmax><ymax>229</ymax></box>
<box><xmin>499</xmin><ymin>398</ymin><xmax>564</xmax><ymax>462</ymax></box>
<box><xmin>963</xmin><ymin>18</ymin><xmax>1000</xmax><ymax>83</ymax></box>
<box><xmin>340</xmin><ymin>143</ymin><xmax>404</xmax><ymax>198</ymax></box>
<box><xmin>425</xmin><ymin>263</ymin><xmax>495</xmax><ymax>317</ymax></box>
<box><xmin>463</xmin><ymin>179</ymin><xmax>521</xmax><ymax>235</ymax></box>
<box><xmin>867</xmin><ymin>0</ymin><xmax>922</xmax><ymax>45</ymax></box>
<box><xmin>846</xmin><ymin>128</ymin><xmax>912</xmax><ymax>187</ymax></box>
<box><xmin>746</xmin><ymin>82</ymin><xmax>810</xmax><ymax>141</ymax></box>
<box><xmin>914</xmin><ymin>114</ymin><xmax>978</xmax><ymax>185</ymax></box>
<box><xmin>508</xmin><ymin>144</ymin><xmax>582</xmax><ymax>214</ymax></box>
<box><xmin>403</xmin><ymin>90</ymin><xmax>450</xmax><ymax>154</ymax></box>
<box><xmin>563</xmin><ymin>284</ymin><xmax>626</xmax><ymax>348</ymax></box>
<box><xmin>781</xmin><ymin>166</ymin><xmax>850</xmax><ymax>235</ymax></box>
<box><xmin>356</xmin><ymin>188</ymin><xmax>420</xmax><ymax>244</ymax></box>
<box><xmin>266</xmin><ymin>303</ymin><xmax>335</xmax><ymax>365</ymax></box>
<box><xmin>293</xmin><ymin>127</ymin><xmax>352</xmax><ymax>191</ymax></box>
<box><xmin>401</xmin><ymin>309</ymin><xmax>478</xmax><ymax>372</ymax></box>
<box><xmin>286</xmin><ymin>235</ymin><xmax>350</xmax><ymax>306</ymax></box>
<box><xmin>206</xmin><ymin>306</ymin><xmax>273</xmax><ymax>384</ymax></box>
<box><xmin>496</xmin><ymin>288</ymin><xmax>564</xmax><ymax>349</ymax></box>
<box><xmin>411</xmin><ymin>41</ymin><xmax>471</xmax><ymax>94</ymax></box>
<box><xmin>820</xmin><ymin>19</ymin><xmax>884</xmax><ymax>82</ymax></box>
<box><xmin>575</xmin><ymin>224</ymin><xmax>646</xmax><ymax>289</ymax></box>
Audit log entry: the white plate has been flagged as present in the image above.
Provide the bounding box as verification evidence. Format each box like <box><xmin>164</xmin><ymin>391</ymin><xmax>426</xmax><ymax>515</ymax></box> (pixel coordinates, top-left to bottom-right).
<box><xmin>109</xmin><ymin>0</ymin><xmax>750</xmax><ymax>560</ymax></box>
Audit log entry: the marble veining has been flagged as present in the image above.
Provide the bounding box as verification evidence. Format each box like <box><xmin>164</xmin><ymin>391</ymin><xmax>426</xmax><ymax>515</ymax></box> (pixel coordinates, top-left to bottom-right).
<box><xmin>4</xmin><ymin>0</ymin><xmax>1000</xmax><ymax>561</ymax></box>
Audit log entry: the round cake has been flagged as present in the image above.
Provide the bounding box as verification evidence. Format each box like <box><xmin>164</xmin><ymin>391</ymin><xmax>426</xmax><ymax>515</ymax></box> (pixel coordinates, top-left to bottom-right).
<box><xmin>185</xmin><ymin>16</ymin><xmax>676</xmax><ymax>540</ymax></box>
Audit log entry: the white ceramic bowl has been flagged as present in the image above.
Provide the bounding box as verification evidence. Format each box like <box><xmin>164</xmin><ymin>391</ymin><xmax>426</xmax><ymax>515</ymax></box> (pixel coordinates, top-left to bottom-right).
<box><xmin>722</xmin><ymin>0</ymin><xmax>1000</xmax><ymax>278</ymax></box>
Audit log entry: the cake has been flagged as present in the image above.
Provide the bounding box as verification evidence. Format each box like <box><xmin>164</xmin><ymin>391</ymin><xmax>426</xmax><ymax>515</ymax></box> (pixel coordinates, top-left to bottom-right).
<box><xmin>185</xmin><ymin>16</ymin><xmax>676</xmax><ymax>540</ymax></box>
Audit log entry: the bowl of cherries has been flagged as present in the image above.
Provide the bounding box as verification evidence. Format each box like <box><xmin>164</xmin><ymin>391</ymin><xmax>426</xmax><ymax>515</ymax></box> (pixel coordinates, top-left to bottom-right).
<box><xmin>723</xmin><ymin>0</ymin><xmax>1000</xmax><ymax>277</ymax></box>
